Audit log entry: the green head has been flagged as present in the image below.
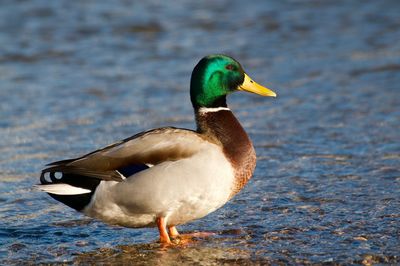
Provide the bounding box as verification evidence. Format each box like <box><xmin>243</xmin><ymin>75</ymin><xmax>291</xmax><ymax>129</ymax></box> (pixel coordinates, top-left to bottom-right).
<box><xmin>190</xmin><ymin>55</ymin><xmax>276</xmax><ymax>109</ymax></box>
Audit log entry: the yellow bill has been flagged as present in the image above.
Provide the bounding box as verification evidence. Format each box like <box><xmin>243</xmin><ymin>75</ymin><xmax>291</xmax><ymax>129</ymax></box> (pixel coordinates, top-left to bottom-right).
<box><xmin>238</xmin><ymin>73</ymin><xmax>276</xmax><ymax>97</ymax></box>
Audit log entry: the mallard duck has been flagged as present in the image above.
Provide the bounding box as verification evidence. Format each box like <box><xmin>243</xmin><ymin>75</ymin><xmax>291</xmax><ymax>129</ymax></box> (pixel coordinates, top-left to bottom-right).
<box><xmin>37</xmin><ymin>54</ymin><xmax>276</xmax><ymax>244</ymax></box>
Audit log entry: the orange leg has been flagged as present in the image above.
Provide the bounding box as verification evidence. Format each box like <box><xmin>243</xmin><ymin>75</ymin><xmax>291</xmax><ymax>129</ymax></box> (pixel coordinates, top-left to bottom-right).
<box><xmin>156</xmin><ymin>217</ymin><xmax>171</xmax><ymax>244</ymax></box>
<box><xmin>168</xmin><ymin>225</ymin><xmax>179</xmax><ymax>238</ymax></box>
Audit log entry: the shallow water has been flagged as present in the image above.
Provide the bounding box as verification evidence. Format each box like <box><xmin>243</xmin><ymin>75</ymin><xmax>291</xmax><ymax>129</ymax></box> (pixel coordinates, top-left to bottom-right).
<box><xmin>1</xmin><ymin>0</ymin><xmax>399</xmax><ymax>264</ymax></box>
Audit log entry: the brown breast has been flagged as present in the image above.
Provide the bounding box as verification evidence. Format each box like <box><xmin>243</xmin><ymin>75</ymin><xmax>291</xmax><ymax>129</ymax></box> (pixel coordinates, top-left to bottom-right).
<box><xmin>196</xmin><ymin>109</ymin><xmax>256</xmax><ymax>198</ymax></box>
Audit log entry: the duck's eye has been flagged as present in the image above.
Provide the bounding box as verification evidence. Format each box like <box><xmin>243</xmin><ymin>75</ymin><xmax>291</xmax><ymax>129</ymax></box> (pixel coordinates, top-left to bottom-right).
<box><xmin>225</xmin><ymin>64</ymin><xmax>235</xmax><ymax>70</ymax></box>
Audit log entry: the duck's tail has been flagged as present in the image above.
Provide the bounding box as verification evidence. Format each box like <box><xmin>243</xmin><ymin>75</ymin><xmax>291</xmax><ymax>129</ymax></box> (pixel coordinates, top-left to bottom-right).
<box><xmin>36</xmin><ymin>161</ymin><xmax>149</xmax><ymax>211</ymax></box>
<box><xmin>35</xmin><ymin>164</ymin><xmax>104</xmax><ymax>211</ymax></box>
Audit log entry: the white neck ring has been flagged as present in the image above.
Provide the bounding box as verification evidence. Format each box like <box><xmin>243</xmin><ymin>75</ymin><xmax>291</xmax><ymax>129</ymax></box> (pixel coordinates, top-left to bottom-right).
<box><xmin>198</xmin><ymin>107</ymin><xmax>231</xmax><ymax>114</ymax></box>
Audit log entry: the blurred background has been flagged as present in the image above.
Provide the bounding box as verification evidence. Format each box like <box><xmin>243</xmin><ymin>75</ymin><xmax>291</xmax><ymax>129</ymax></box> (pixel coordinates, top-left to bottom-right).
<box><xmin>0</xmin><ymin>0</ymin><xmax>399</xmax><ymax>264</ymax></box>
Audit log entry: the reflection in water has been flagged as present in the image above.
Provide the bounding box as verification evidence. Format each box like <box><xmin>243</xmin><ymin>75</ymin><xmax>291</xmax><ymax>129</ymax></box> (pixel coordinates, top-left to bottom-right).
<box><xmin>73</xmin><ymin>229</ymin><xmax>284</xmax><ymax>265</ymax></box>
<box><xmin>74</xmin><ymin>241</ymin><xmax>255</xmax><ymax>265</ymax></box>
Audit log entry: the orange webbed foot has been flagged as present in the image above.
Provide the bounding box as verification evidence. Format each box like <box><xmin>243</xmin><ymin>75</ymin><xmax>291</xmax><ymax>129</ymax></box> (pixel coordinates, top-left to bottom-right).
<box><xmin>167</xmin><ymin>225</ymin><xmax>215</xmax><ymax>244</ymax></box>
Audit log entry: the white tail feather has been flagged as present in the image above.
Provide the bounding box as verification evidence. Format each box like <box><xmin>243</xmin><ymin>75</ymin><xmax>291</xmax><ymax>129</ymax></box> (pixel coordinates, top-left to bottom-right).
<box><xmin>35</xmin><ymin>184</ymin><xmax>91</xmax><ymax>195</ymax></box>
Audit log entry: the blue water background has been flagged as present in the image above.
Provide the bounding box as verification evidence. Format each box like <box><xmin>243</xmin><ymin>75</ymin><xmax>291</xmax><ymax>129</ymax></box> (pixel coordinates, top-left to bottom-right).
<box><xmin>0</xmin><ymin>0</ymin><xmax>399</xmax><ymax>264</ymax></box>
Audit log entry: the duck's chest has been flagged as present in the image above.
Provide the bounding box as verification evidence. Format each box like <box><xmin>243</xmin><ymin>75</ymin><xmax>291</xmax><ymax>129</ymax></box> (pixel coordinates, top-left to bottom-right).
<box><xmin>197</xmin><ymin>109</ymin><xmax>257</xmax><ymax>197</ymax></box>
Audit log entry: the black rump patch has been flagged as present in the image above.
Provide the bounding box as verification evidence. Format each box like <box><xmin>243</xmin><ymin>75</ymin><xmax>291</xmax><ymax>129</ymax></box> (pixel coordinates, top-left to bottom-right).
<box><xmin>40</xmin><ymin>170</ymin><xmax>101</xmax><ymax>211</ymax></box>
<box><xmin>118</xmin><ymin>164</ymin><xmax>149</xmax><ymax>177</ymax></box>
<box><xmin>40</xmin><ymin>163</ymin><xmax>149</xmax><ymax>211</ymax></box>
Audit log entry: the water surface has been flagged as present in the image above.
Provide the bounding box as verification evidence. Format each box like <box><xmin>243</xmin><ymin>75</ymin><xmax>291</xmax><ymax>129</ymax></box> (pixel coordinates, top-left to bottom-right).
<box><xmin>1</xmin><ymin>0</ymin><xmax>399</xmax><ymax>264</ymax></box>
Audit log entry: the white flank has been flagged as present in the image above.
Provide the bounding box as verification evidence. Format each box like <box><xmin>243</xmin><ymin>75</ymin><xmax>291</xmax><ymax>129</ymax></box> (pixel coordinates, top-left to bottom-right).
<box><xmin>198</xmin><ymin>107</ymin><xmax>230</xmax><ymax>113</ymax></box>
<box><xmin>35</xmin><ymin>184</ymin><xmax>91</xmax><ymax>195</ymax></box>
<box><xmin>83</xmin><ymin>142</ymin><xmax>236</xmax><ymax>228</ymax></box>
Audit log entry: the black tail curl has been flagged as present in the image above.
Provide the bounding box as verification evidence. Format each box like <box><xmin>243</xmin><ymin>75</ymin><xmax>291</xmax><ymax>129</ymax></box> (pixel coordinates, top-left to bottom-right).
<box><xmin>40</xmin><ymin>167</ymin><xmax>102</xmax><ymax>211</ymax></box>
<box><xmin>39</xmin><ymin>163</ymin><xmax>149</xmax><ymax>211</ymax></box>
